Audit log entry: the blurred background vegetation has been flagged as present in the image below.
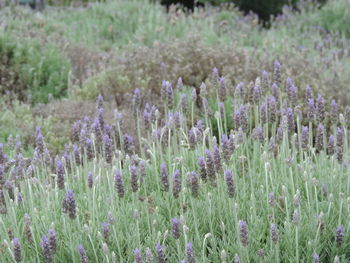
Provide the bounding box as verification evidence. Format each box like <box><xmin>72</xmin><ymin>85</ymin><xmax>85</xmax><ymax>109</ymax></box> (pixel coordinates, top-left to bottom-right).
<box><xmin>1</xmin><ymin>0</ymin><xmax>350</xmax><ymax>152</ymax></box>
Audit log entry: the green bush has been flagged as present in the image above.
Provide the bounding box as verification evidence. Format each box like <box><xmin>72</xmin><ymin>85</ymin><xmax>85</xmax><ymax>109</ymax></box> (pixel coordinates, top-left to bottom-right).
<box><xmin>0</xmin><ymin>34</ymin><xmax>71</xmax><ymax>103</ymax></box>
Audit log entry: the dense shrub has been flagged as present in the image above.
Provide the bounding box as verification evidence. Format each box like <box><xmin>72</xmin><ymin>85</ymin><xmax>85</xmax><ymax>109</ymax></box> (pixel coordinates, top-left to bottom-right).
<box><xmin>0</xmin><ymin>35</ymin><xmax>70</xmax><ymax>103</ymax></box>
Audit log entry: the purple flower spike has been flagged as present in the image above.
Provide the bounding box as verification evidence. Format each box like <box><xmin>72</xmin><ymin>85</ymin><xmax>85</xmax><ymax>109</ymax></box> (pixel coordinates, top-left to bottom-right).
<box><xmin>172</xmin><ymin>218</ymin><xmax>181</xmax><ymax>239</ymax></box>
<box><xmin>253</xmin><ymin>85</ymin><xmax>261</xmax><ymax>104</ymax></box>
<box><xmin>235</xmin><ymin>82</ymin><xmax>244</xmax><ymax>99</ymax></box>
<box><xmin>316</xmin><ymin>95</ymin><xmax>325</xmax><ymax>123</ymax></box>
<box><xmin>103</xmin><ymin>134</ymin><xmax>113</xmax><ymax>164</ymax></box>
<box><xmin>239</xmin><ymin>220</ymin><xmax>249</xmax><ymax>247</ymax></box>
<box><xmin>313</xmin><ymin>253</ymin><xmax>319</xmax><ymax>263</ymax></box>
<box><xmin>160</xmin><ymin>163</ymin><xmax>169</xmax><ymax>192</ymax></box>
<box><xmin>197</xmin><ymin>156</ymin><xmax>207</xmax><ymax>182</ymax></box>
<box><xmin>41</xmin><ymin>235</ymin><xmax>53</xmax><ymax>263</ymax></box>
<box><xmin>307</xmin><ymin>98</ymin><xmax>315</xmax><ymax>121</ymax></box>
<box><xmin>225</xmin><ymin>170</ymin><xmax>235</xmax><ymax>198</ymax></box>
<box><xmin>213</xmin><ymin>146</ymin><xmax>222</xmax><ymax>172</ymax></box>
<box><xmin>315</xmin><ymin>124</ymin><xmax>325</xmax><ymax>152</ymax></box>
<box><xmin>261</xmin><ymin>71</ymin><xmax>269</xmax><ymax>91</ymax></box>
<box><xmin>260</xmin><ymin>103</ymin><xmax>267</xmax><ymax>124</ymax></box>
<box><xmin>96</xmin><ymin>94</ymin><xmax>104</xmax><ymax>110</ymax></box>
<box><xmin>331</xmin><ymin>99</ymin><xmax>339</xmax><ymax>124</ymax></box>
<box><xmin>305</xmin><ymin>85</ymin><xmax>313</xmax><ymax>101</ymax></box>
<box><xmin>271</xmin><ymin>82</ymin><xmax>279</xmax><ymax>101</ymax></box>
<box><xmin>268</xmin><ymin>192</ymin><xmax>275</xmax><ymax>207</ymax></box>
<box><xmin>145</xmin><ymin>248</ymin><xmax>154</xmax><ymax>263</ymax></box>
<box><xmin>167</xmin><ymin>82</ymin><xmax>174</xmax><ymax>108</ymax></box>
<box><xmin>123</xmin><ymin>134</ymin><xmax>135</xmax><ymax>155</ymax></box>
<box><xmin>56</xmin><ymin>159</ymin><xmax>65</xmax><ymax>190</ymax></box>
<box><xmin>205</xmin><ymin>150</ymin><xmax>216</xmax><ymax>186</ymax></box>
<box><xmin>212</xmin><ymin>67</ymin><xmax>219</xmax><ymax>85</ymax></box>
<box><xmin>155</xmin><ymin>243</ymin><xmax>166</xmax><ymax>263</ymax></box>
<box><xmin>36</xmin><ymin>130</ymin><xmax>45</xmax><ymax>155</ymax></box>
<box><xmin>134</xmin><ymin>248</ymin><xmax>144</xmax><ymax>263</ymax></box>
<box><xmin>336</xmin><ymin>127</ymin><xmax>344</xmax><ymax>148</ymax></box>
<box><xmin>234</xmin><ymin>254</ymin><xmax>241</xmax><ymax>263</ymax></box>
<box><xmin>87</xmin><ymin>172</ymin><xmax>93</xmax><ymax>189</ymax></box>
<box><xmin>101</xmin><ymin>222</ymin><xmax>110</xmax><ymax>242</ymax></box>
<box><xmin>78</xmin><ymin>245</ymin><xmax>89</xmax><ymax>263</ymax></box>
<box><xmin>65</xmin><ymin>189</ymin><xmax>76</xmax><ymax>219</ymax></box>
<box><xmin>273</xmin><ymin>60</ymin><xmax>281</xmax><ymax>86</ymax></box>
<box><xmin>186</xmin><ymin>243</ymin><xmax>196</xmax><ymax>263</ymax></box>
<box><xmin>219</xmin><ymin>76</ymin><xmax>227</xmax><ymax>101</ymax></box>
<box><xmin>48</xmin><ymin>229</ymin><xmax>57</xmax><ymax>254</ymax></box>
<box><xmin>327</xmin><ymin>135</ymin><xmax>335</xmax><ymax>155</ymax></box>
<box><xmin>180</xmin><ymin>93</ymin><xmax>188</xmax><ymax>114</ymax></box>
<box><xmin>114</xmin><ymin>170</ymin><xmax>124</xmax><ymax>198</ymax></box>
<box><xmin>336</xmin><ymin>225</ymin><xmax>344</xmax><ymax>247</ymax></box>
<box><xmin>270</xmin><ymin>224</ymin><xmax>278</xmax><ymax>244</ymax></box>
<box><xmin>85</xmin><ymin>138</ymin><xmax>94</xmax><ymax>161</ymax></box>
<box><xmin>172</xmin><ymin>170</ymin><xmax>181</xmax><ymax>199</ymax></box>
<box><xmin>12</xmin><ymin>238</ymin><xmax>22</xmax><ymax>262</ymax></box>
<box><xmin>130</xmin><ymin>165</ymin><xmax>139</xmax><ymax>193</ymax></box>
<box><xmin>190</xmin><ymin>171</ymin><xmax>199</xmax><ymax>197</ymax></box>
<box><xmin>132</xmin><ymin>88</ymin><xmax>141</xmax><ymax>114</ymax></box>
<box><xmin>301</xmin><ymin>126</ymin><xmax>309</xmax><ymax>150</ymax></box>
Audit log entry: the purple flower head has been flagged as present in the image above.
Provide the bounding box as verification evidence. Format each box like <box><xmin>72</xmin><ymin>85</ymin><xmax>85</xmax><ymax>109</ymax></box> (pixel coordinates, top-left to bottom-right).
<box><xmin>96</xmin><ymin>94</ymin><xmax>104</xmax><ymax>110</ymax></box>
<box><xmin>253</xmin><ymin>126</ymin><xmax>264</xmax><ymax>143</ymax></box>
<box><xmin>327</xmin><ymin>135</ymin><xmax>335</xmax><ymax>155</ymax></box>
<box><xmin>85</xmin><ymin>138</ymin><xmax>94</xmax><ymax>161</ymax></box>
<box><xmin>260</xmin><ymin>103</ymin><xmax>267</xmax><ymax>124</ymax></box>
<box><xmin>190</xmin><ymin>171</ymin><xmax>199</xmax><ymax>197</ymax></box>
<box><xmin>336</xmin><ymin>225</ymin><xmax>344</xmax><ymax>247</ymax></box>
<box><xmin>101</xmin><ymin>222</ymin><xmax>110</xmax><ymax>242</ymax></box>
<box><xmin>316</xmin><ymin>123</ymin><xmax>325</xmax><ymax>152</ymax></box>
<box><xmin>78</xmin><ymin>244</ymin><xmax>89</xmax><ymax>263</ymax></box>
<box><xmin>235</xmin><ymin>82</ymin><xmax>244</xmax><ymax>99</ymax></box>
<box><xmin>172</xmin><ymin>170</ymin><xmax>181</xmax><ymax>199</ymax></box>
<box><xmin>286</xmin><ymin>108</ymin><xmax>295</xmax><ymax>134</ymax></box>
<box><xmin>123</xmin><ymin>134</ymin><xmax>135</xmax><ymax>155</ymax></box>
<box><xmin>166</xmin><ymin>82</ymin><xmax>174</xmax><ymax>108</ymax></box>
<box><xmin>114</xmin><ymin>170</ymin><xmax>124</xmax><ymax>198</ymax></box>
<box><xmin>134</xmin><ymin>248</ymin><xmax>144</xmax><ymax>263</ymax></box>
<box><xmin>191</xmin><ymin>88</ymin><xmax>197</xmax><ymax>103</ymax></box>
<box><xmin>234</xmin><ymin>254</ymin><xmax>241</xmax><ymax>263</ymax></box>
<box><xmin>273</xmin><ymin>60</ymin><xmax>281</xmax><ymax>86</ymax></box>
<box><xmin>225</xmin><ymin>170</ymin><xmax>235</xmax><ymax>198</ymax></box>
<box><xmin>197</xmin><ymin>156</ymin><xmax>207</xmax><ymax>182</ymax></box>
<box><xmin>219</xmin><ymin>76</ymin><xmax>227</xmax><ymax>101</ymax></box>
<box><xmin>56</xmin><ymin>159</ymin><xmax>65</xmax><ymax>189</ymax></box>
<box><xmin>172</xmin><ymin>217</ymin><xmax>181</xmax><ymax>239</ymax></box>
<box><xmin>155</xmin><ymin>243</ymin><xmax>166</xmax><ymax>263</ymax></box>
<box><xmin>331</xmin><ymin>99</ymin><xmax>339</xmax><ymax>124</ymax></box>
<box><xmin>132</xmin><ymin>88</ymin><xmax>141</xmax><ymax>113</ymax></box>
<box><xmin>239</xmin><ymin>220</ymin><xmax>249</xmax><ymax>247</ymax></box>
<box><xmin>316</xmin><ymin>94</ymin><xmax>325</xmax><ymax>123</ymax></box>
<box><xmin>180</xmin><ymin>93</ymin><xmax>188</xmax><ymax>114</ymax></box>
<box><xmin>145</xmin><ymin>248</ymin><xmax>154</xmax><ymax>263</ymax></box>
<box><xmin>270</xmin><ymin>224</ymin><xmax>278</xmax><ymax>244</ymax></box>
<box><xmin>73</xmin><ymin>144</ymin><xmax>81</xmax><ymax>166</ymax></box>
<box><xmin>261</xmin><ymin>71</ymin><xmax>269</xmax><ymax>91</ymax></box>
<box><xmin>188</xmin><ymin>128</ymin><xmax>198</xmax><ymax>150</ymax></box>
<box><xmin>253</xmin><ymin>85</ymin><xmax>261</xmax><ymax>104</ymax></box>
<box><xmin>186</xmin><ymin>243</ymin><xmax>196</xmax><ymax>263</ymax></box>
<box><xmin>130</xmin><ymin>165</ymin><xmax>139</xmax><ymax>193</ymax></box>
<box><xmin>313</xmin><ymin>253</ymin><xmax>319</xmax><ymax>263</ymax></box>
<box><xmin>48</xmin><ymin>229</ymin><xmax>57</xmax><ymax>254</ymax></box>
<box><xmin>301</xmin><ymin>126</ymin><xmax>309</xmax><ymax>150</ymax></box>
<box><xmin>160</xmin><ymin>163</ymin><xmax>169</xmax><ymax>192</ymax></box>
<box><xmin>36</xmin><ymin>130</ymin><xmax>45</xmax><ymax>155</ymax></box>
<box><xmin>41</xmin><ymin>235</ymin><xmax>53</xmax><ymax>263</ymax></box>
<box><xmin>336</xmin><ymin>127</ymin><xmax>344</xmax><ymax>148</ymax></box>
<box><xmin>212</xmin><ymin>67</ymin><xmax>219</xmax><ymax>84</ymax></box>
<box><xmin>289</xmin><ymin>85</ymin><xmax>298</xmax><ymax>107</ymax></box>
<box><xmin>213</xmin><ymin>146</ymin><xmax>222</xmax><ymax>172</ymax></box>
<box><xmin>205</xmin><ymin>150</ymin><xmax>216</xmax><ymax>186</ymax></box>
<box><xmin>305</xmin><ymin>85</ymin><xmax>313</xmax><ymax>101</ymax></box>
<box><xmin>65</xmin><ymin>189</ymin><xmax>76</xmax><ymax>219</ymax></box>
<box><xmin>271</xmin><ymin>82</ymin><xmax>279</xmax><ymax>101</ymax></box>
<box><xmin>97</xmin><ymin>108</ymin><xmax>105</xmax><ymax>131</ymax></box>
<box><xmin>177</xmin><ymin>77</ymin><xmax>184</xmax><ymax>92</ymax></box>
<box><xmin>12</xmin><ymin>237</ymin><xmax>22</xmax><ymax>262</ymax></box>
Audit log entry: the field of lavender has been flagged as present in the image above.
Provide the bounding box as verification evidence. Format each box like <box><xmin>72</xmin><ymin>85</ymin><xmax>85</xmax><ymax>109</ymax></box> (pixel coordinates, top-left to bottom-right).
<box><xmin>1</xmin><ymin>0</ymin><xmax>350</xmax><ymax>262</ymax></box>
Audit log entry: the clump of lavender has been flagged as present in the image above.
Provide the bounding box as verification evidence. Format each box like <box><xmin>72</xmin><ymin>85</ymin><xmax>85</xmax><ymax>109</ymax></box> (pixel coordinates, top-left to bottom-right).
<box><xmin>239</xmin><ymin>220</ymin><xmax>249</xmax><ymax>247</ymax></box>
<box><xmin>155</xmin><ymin>243</ymin><xmax>166</xmax><ymax>263</ymax></box>
<box><xmin>78</xmin><ymin>245</ymin><xmax>89</xmax><ymax>263</ymax></box>
<box><xmin>160</xmin><ymin>163</ymin><xmax>169</xmax><ymax>192</ymax></box>
<box><xmin>270</xmin><ymin>224</ymin><xmax>278</xmax><ymax>244</ymax></box>
<box><xmin>172</xmin><ymin>218</ymin><xmax>181</xmax><ymax>240</ymax></box>
<box><xmin>41</xmin><ymin>235</ymin><xmax>53</xmax><ymax>263</ymax></box>
<box><xmin>56</xmin><ymin>159</ymin><xmax>65</xmax><ymax>190</ymax></box>
<box><xmin>64</xmin><ymin>189</ymin><xmax>77</xmax><ymax>219</ymax></box>
<box><xmin>134</xmin><ymin>248</ymin><xmax>144</xmax><ymax>263</ymax></box>
<box><xmin>114</xmin><ymin>170</ymin><xmax>124</xmax><ymax>198</ymax></box>
<box><xmin>186</xmin><ymin>243</ymin><xmax>196</xmax><ymax>263</ymax></box>
<box><xmin>225</xmin><ymin>170</ymin><xmax>235</xmax><ymax>198</ymax></box>
<box><xmin>335</xmin><ymin>225</ymin><xmax>344</xmax><ymax>247</ymax></box>
<box><xmin>172</xmin><ymin>170</ymin><xmax>181</xmax><ymax>199</ymax></box>
<box><xmin>12</xmin><ymin>238</ymin><xmax>22</xmax><ymax>262</ymax></box>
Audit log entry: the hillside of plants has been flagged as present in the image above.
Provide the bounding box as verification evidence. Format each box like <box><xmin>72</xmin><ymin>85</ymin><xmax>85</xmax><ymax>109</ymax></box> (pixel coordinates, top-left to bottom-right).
<box><xmin>1</xmin><ymin>0</ymin><xmax>350</xmax><ymax>262</ymax></box>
